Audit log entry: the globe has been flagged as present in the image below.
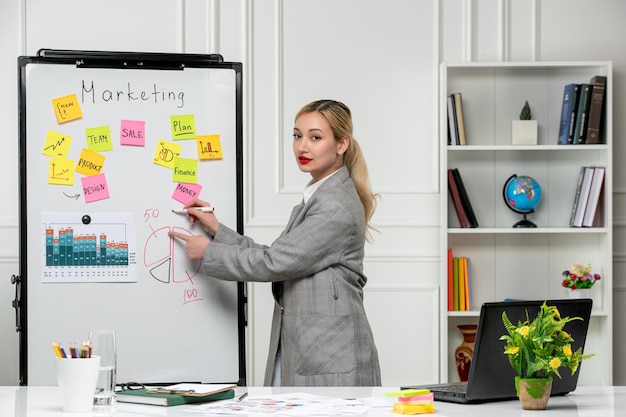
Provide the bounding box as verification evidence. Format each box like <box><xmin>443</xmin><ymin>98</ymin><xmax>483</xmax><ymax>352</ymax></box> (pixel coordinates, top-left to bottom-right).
<box><xmin>503</xmin><ymin>174</ymin><xmax>542</xmax><ymax>227</ymax></box>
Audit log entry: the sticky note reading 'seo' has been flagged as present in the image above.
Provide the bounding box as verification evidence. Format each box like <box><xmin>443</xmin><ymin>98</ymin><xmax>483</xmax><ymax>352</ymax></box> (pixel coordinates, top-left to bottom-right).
<box><xmin>75</xmin><ymin>148</ymin><xmax>106</xmax><ymax>176</ymax></box>
<box><xmin>51</xmin><ymin>94</ymin><xmax>83</xmax><ymax>124</ymax></box>
<box><xmin>196</xmin><ymin>134</ymin><xmax>223</xmax><ymax>160</ymax></box>
<box><xmin>170</xmin><ymin>114</ymin><xmax>196</xmax><ymax>140</ymax></box>
<box><xmin>172</xmin><ymin>157</ymin><xmax>198</xmax><ymax>184</ymax></box>
<box><xmin>86</xmin><ymin>126</ymin><xmax>114</xmax><ymax>152</ymax></box>
<box><xmin>153</xmin><ymin>139</ymin><xmax>182</xmax><ymax>168</ymax></box>
<box><xmin>42</xmin><ymin>130</ymin><xmax>72</xmax><ymax>158</ymax></box>
<box><xmin>48</xmin><ymin>159</ymin><xmax>74</xmax><ymax>185</ymax></box>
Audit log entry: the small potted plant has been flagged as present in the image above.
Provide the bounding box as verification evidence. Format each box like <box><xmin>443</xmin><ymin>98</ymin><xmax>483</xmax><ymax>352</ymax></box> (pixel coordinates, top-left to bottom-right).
<box><xmin>500</xmin><ymin>302</ymin><xmax>594</xmax><ymax>410</ymax></box>
<box><xmin>562</xmin><ymin>263</ymin><xmax>601</xmax><ymax>298</ymax></box>
<box><xmin>512</xmin><ymin>100</ymin><xmax>538</xmax><ymax>145</ymax></box>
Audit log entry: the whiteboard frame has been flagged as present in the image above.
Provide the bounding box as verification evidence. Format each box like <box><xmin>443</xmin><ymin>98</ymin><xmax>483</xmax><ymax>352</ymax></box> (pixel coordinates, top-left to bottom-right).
<box><xmin>17</xmin><ymin>50</ymin><xmax>246</xmax><ymax>386</ymax></box>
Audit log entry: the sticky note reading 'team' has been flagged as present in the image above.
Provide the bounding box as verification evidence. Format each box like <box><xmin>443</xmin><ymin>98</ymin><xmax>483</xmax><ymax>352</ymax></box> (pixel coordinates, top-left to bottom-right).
<box><xmin>75</xmin><ymin>148</ymin><xmax>106</xmax><ymax>176</ymax></box>
<box><xmin>42</xmin><ymin>130</ymin><xmax>72</xmax><ymax>158</ymax></box>
<box><xmin>153</xmin><ymin>139</ymin><xmax>182</xmax><ymax>168</ymax></box>
<box><xmin>172</xmin><ymin>157</ymin><xmax>198</xmax><ymax>184</ymax></box>
<box><xmin>85</xmin><ymin>126</ymin><xmax>114</xmax><ymax>152</ymax></box>
<box><xmin>172</xmin><ymin>182</ymin><xmax>203</xmax><ymax>205</ymax></box>
<box><xmin>120</xmin><ymin>119</ymin><xmax>146</xmax><ymax>146</ymax></box>
<box><xmin>81</xmin><ymin>173</ymin><xmax>110</xmax><ymax>203</ymax></box>
<box><xmin>170</xmin><ymin>114</ymin><xmax>196</xmax><ymax>140</ymax></box>
<box><xmin>48</xmin><ymin>159</ymin><xmax>74</xmax><ymax>185</ymax></box>
<box><xmin>196</xmin><ymin>134</ymin><xmax>223</xmax><ymax>160</ymax></box>
<box><xmin>51</xmin><ymin>94</ymin><xmax>83</xmax><ymax>124</ymax></box>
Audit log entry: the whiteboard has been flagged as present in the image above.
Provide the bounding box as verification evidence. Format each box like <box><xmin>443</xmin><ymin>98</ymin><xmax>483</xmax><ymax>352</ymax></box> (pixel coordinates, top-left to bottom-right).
<box><xmin>18</xmin><ymin>51</ymin><xmax>245</xmax><ymax>386</ymax></box>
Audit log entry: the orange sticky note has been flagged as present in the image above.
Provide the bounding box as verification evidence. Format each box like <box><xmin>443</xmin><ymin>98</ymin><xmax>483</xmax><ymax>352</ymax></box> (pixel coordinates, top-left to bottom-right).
<box><xmin>196</xmin><ymin>134</ymin><xmax>223</xmax><ymax>160</ymax></box>
<box><xmin>51</xmin><ymin>94</ymin><xmax>83</xmax><ymax>124</ymax></box>
<box><xmin>75</xmin><ymin>148</ymin><xmax>106</xmax><ymax>176</ymax></box>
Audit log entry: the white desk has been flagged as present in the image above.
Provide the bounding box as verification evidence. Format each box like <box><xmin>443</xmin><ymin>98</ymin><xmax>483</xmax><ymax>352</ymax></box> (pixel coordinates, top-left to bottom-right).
<box><xmin>1</xmin><ymin>386</ymin><xmax>625</xmax><ymax>416</ymax></box>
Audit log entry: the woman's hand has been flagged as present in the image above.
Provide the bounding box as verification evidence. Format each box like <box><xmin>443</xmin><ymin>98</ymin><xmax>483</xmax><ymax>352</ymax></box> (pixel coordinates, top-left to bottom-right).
<box><xmin>182</xmin><ymin>198</ymin><xmax>220</xmax><ymax>236</ymax></box>
<box><xmin>169</xmin><ymin>231</ymin><xmax>211</xmax><ymax>260</ymax></box>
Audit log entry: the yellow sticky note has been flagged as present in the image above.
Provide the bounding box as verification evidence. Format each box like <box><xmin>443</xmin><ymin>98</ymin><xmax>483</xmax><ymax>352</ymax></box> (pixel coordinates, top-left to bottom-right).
<box><xmin>172</xmin><ymin>157</ymin><xmax>198</xmax><ymax>184</ymax></box>
<box><xmin>170</xmin><ymin>114</ymin><xmax>196</xmax><ymax>140</ymax></box>
<box><xmin>75</xmin><ymin>148</ymin><xmax>106</xmax><ymax>176</ymax></box>
<box><xmin>42</xmin><ymin>130</ymin><xmax>72</xmax><ymax>158</ymax></box>
<box><xmin>85</xmin><ymin>126</ymin><xmax>114</xmax><ymax>152</ymax></box>
<box><xmin>48</xmin><ymin>159</ymin><xmax>74</xmax><ymax>185</ymax></box>
<box><xmin>153</xmin><ymin>139</ymin><xmax>182</xmax><ymax>168</ymax></box>
<box><xmin>196</xmin><ymin>134</ymin><xmax>223</xmax><ymax>160</ymax></box>
<box><xmin>51</xmin><ymin>94</ymin><xmax>83</xmax><ymax>124</ymax></box>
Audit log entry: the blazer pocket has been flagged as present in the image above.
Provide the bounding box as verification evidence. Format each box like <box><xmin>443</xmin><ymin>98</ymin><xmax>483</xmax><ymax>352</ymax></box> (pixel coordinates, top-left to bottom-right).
<box><xmin>295</xmin><ymin>314</ymin><xmax>356</xmax><ymax>375</ymax></box>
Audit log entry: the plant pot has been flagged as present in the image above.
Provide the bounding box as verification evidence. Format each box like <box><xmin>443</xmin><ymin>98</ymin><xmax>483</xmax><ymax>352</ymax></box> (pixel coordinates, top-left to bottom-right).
<box><xmin>568</xmin><ymin>288</ymin><xmax>592</xmax><ymax>299</ymax></box>
<box><xmin>512</xmin><ymin>120</ymin><xmax>538</xmax><ymax>145</ymax></box>
<box><xmin>454</xmin><ymin>324</ymin><xmax>477</xmax><ymax>382</ymax></box>
<box><xmin>515</xmin><ymin>376</ymin><xmax>552</xmax><ymax>410</ymax></box>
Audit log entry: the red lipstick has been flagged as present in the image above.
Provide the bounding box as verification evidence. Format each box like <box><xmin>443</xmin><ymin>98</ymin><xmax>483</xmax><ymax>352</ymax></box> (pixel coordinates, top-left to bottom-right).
<box><xmin>298</xmin><ymin>156</ymin><xmax>312</xmax><ymax>164</ymax></box>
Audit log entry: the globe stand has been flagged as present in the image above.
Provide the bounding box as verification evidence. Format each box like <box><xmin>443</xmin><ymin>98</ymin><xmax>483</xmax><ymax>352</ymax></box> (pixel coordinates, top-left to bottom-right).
<box><xmin>513</xmin><ymin>212</ymin><xmax>537</xmax><ymax>228</ymax></box>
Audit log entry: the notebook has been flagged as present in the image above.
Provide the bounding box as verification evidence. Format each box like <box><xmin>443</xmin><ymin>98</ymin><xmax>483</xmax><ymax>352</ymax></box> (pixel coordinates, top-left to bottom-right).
<box><xmin>403</xmin><ymin>299</ymin><xmax>593</xmax><ymax>404</ymax></box>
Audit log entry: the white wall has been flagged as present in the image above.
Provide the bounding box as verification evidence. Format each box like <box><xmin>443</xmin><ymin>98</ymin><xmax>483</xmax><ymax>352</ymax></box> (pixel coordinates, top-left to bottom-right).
<box><xmin>1</xmin><ymin>0</ymin><xmax>625</xmax><ymax>386</ymax></box>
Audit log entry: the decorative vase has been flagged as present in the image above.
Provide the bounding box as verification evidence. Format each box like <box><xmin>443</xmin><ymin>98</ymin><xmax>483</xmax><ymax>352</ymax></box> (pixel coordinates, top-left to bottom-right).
<box><xmin>454</xmin><ymin>324</ymin><xmax>477</xmax><ymax>382</ymax></box>
<box><xmin>568</xmin><ymin>288</ymin><xmax>592</xmax><ymax>299</ymax></box>
<box><xmin>515</xmin><ymin>376</ymin><xmax>553</xmax><ymax>410</ymax></box>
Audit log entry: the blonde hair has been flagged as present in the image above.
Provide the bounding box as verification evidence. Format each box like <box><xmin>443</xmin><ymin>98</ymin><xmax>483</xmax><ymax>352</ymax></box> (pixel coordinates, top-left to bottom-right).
<box><xmin>296</xmin><ymin>99</ymin><xmax>379</xmax><ymax>240</ymax></box>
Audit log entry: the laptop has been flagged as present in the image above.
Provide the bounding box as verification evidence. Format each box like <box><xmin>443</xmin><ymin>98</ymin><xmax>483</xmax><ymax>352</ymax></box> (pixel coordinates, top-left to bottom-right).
<box><xmin>403</xmin><ymin>299</ymin><xmax>593</xmax><ymax>404</ymax></box>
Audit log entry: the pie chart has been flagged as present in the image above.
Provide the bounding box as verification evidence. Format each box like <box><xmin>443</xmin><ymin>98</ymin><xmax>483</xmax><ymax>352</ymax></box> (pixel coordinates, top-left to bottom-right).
<box><xmin>143</xmin><ymin>225</ymin><xmax>201</xmax><ymax>283</ymax></box>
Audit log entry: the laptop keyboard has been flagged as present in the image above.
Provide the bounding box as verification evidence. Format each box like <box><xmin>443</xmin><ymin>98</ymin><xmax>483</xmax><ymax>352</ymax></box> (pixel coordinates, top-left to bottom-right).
<box><xmin>433</xmin><ymin>384</ymin><xmax>467</xmax><ymax>393</ymax></box>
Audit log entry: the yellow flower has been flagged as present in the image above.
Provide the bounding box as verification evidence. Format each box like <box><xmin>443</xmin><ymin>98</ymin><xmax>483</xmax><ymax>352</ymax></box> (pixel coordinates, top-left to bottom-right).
<box><xmin>563</xmin><ymin>345</ymin><xmax>573</xmax><ymax>358</ymax></box>
<box><xmin>553</xmin><ymin>308</ymin><xmax>560</xmax><ymax>318</ymax></box>
<box><xmin>517</xmin><ymin>325</ymin><xmax>531</xmax><ymax>336</ymax></box>
<box><xmin>505</xmin><ymin>346</ymin><xmax>520</xmax><ymax>355</ymax></box>
<box><xmin>561</xmin><ymin>331</ymin><xmax>570</xmax><ymax>339</ymax></box>
<box><xmin>549</xmin><ymin>358</ymin><xmax>561</xmax><ymax>369</ymax></box>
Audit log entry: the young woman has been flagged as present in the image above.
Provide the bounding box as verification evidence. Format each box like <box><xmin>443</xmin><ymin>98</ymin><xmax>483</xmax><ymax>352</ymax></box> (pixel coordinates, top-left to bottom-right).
<box><xmin>171</xmin><ymin>99</ymin><xmax>381</xmax><ymax>386</ymax></box>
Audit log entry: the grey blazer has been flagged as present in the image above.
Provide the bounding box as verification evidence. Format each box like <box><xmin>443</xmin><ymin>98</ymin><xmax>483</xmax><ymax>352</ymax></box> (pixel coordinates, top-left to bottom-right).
<box><xmin>202</xmin><ymin>166</ymin><xmax>381</xmax><ymax>386</ymax></box>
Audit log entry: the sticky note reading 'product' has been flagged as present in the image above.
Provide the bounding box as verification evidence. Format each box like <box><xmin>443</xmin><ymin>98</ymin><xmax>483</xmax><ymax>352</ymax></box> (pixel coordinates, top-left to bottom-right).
<box><xmin>75</xmin><ymin>148</ymin><xmax>106</xmax><ymax>176</ymax></box>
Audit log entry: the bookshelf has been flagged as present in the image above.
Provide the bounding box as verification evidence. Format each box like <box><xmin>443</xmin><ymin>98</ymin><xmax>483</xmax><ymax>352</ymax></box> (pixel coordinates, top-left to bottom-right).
<box><xmin>440</xmin><ymin>62</ymin><xmax>613</xmax><ymax>386</ymax></box>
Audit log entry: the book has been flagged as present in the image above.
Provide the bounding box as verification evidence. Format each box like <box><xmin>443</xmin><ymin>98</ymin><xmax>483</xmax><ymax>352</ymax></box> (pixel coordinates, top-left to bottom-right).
<box><xmin>448</xmin><ymin>169</ymin><xmax>468</xmax><ymax>228</ymax></box>
<box><xmin>462</xmin><ymin>257</ymin><xmax>470</xmax><ymax>311</ymax></box>
<box><xmin>569</xmin><ymin>167</ymin><xmax>586</xmax><ymax>226</ymax></box>
<box><xmin>572</xmin><ymin>84</ymin><xmax>592</xmax><ymax>144</ymax></box>
<box><xmin>451</xmin><ymin>168</ymin><xmax>478</xmax><ymax>228</ymax></box>
<box><xmin>458</xmin><ymin>257</ymin><xmax>466</xmax><ymax>311</ymax></box>
<box><xmin>447</xmin><ymin>94</ymin><xmax>459</xmax><ymax>145</ymax></box>
<box><xmin>453</xmin><ymin>257</ymin><xmax>459</xmax><ymax>311</ymax></box>
<box><xmin>558</xmin><ymin>83</ymin><xmax>580</xmax><ymax>145</ymax></box>
<box><xmin>466</xmin><ymin>257</ymin><xmax>473</xmax><ymax>310</ymax></box>
<box><xmin>117</xmin><ymin>386</ymin><xmax>235</xmax><ymax>406</ymax></box>
<box><xmin>585</xmin><ymin>75</ymin><xmax>607</xmax><ymax>144</ymax></box>
<box><xmin>453</xmin><ymin>92</ymin><xmax>467</xmax><ymax>145</ymax></box>
<box><xmin>447</xmin><ymin>248</ymin><xmax>454</xmax><ymax>311</ymax></box>
<box><xmin>582</xmin><ymin>167</ymin><xmax>605</xmax><ymax>227</ymax></box>
<box><xmin>571</xmin><ymin>166</ymin><xmax>595</xmax><ymax>227</ymax></box>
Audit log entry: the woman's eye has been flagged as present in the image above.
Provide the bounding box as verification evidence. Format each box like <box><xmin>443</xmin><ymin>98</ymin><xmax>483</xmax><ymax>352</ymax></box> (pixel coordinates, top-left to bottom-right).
<box><xmin>311</xmin><ymin>135</ymin><xmax>321</xmax><ymax>141</ymax></box>
<box><xmin>292</xmin><ymin>133</ymin><xmax>302</xmax><ymax>139</ymax></box>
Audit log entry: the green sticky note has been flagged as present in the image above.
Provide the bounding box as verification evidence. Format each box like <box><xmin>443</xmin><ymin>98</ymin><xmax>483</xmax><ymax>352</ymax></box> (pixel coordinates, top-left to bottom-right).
<box><xmin>172</xmin><ymin>157</ymin><xmax>198</xmax><ymax>184</ymax></box>
<box><xmin>170</xmin><ymin>114</ymin><xmax>196</xmax><ymax>140</ymax></box>
<box><xmin>85</xmin><ymin>125</ymin><xmax>114</xmax><ymax>152</ymax></box>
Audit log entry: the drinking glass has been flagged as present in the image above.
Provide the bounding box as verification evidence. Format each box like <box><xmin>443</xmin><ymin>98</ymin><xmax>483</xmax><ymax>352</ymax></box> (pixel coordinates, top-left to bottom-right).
<box><xmin>89</xmin><ymin>330</ymin><xmax>117</xmax><ymax>406</ymax></box>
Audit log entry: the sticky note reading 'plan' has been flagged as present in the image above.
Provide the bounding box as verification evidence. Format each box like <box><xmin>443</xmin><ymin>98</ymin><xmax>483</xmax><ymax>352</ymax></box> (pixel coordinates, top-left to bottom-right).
<box><xmin>48</xmin><ymin>159</ymin><xmax>74</xmax><ymax>185</ymax></box>
<box><xmin>170</xmin><ymin>114</ymin><xmax>196</xmax><ymax>140</ymax></box>
<box><xmin>51</xmin><ymin>94</ymin><xmax>83</xmax><ymax>124</ymax></box>
<box><xmin>172</xmin><ymin>157</ymin><xmax>198</xmax><ymax>184</ymax></box>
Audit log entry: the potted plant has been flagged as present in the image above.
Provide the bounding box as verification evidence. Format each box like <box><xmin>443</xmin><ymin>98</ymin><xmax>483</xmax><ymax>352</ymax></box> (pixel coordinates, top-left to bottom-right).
<box><xmin>512</xmin><ymin>100</ymin><xmax>538</xmax><ymax>145</ymax></box>
<box><xmin>562</xmin><ymin>263</ymin><xmax>601</xmax><ymax>298</ymax></box>
<box><xmin>500</xmin><ymin>301</ymin><xmax>594</xmax><ymax>410</ymax></box>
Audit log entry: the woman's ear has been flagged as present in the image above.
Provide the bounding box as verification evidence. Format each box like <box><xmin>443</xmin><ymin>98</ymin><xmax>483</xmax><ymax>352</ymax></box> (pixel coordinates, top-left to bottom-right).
<box><xmin>337</xmin><ymin>135</ymin><xmax>350</xmax><ymax>155</ymax></box>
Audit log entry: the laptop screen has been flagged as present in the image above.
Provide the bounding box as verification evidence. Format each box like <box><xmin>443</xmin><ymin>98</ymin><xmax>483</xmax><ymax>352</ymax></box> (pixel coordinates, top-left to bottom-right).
<box><xmin>465</xmin><ymin>299</ymin><xmax>593</xmax><ymax>402</ymax></box>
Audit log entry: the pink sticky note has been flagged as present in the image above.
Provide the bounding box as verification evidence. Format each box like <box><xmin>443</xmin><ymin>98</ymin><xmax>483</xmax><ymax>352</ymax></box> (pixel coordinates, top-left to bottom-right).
<box><xmin>172</xmin><ymin>182</ymin><xmax>203</xmax><ymax>205</ymax></box>
<box><xmin>81</xmin><ymin>173</ymin><xmax>110</xmax><ymax>203</ymax></box>
<box><xmin>120</xmin><ymin>120</ymin><xmax>146</xmax><ymax>146</ymax></box>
